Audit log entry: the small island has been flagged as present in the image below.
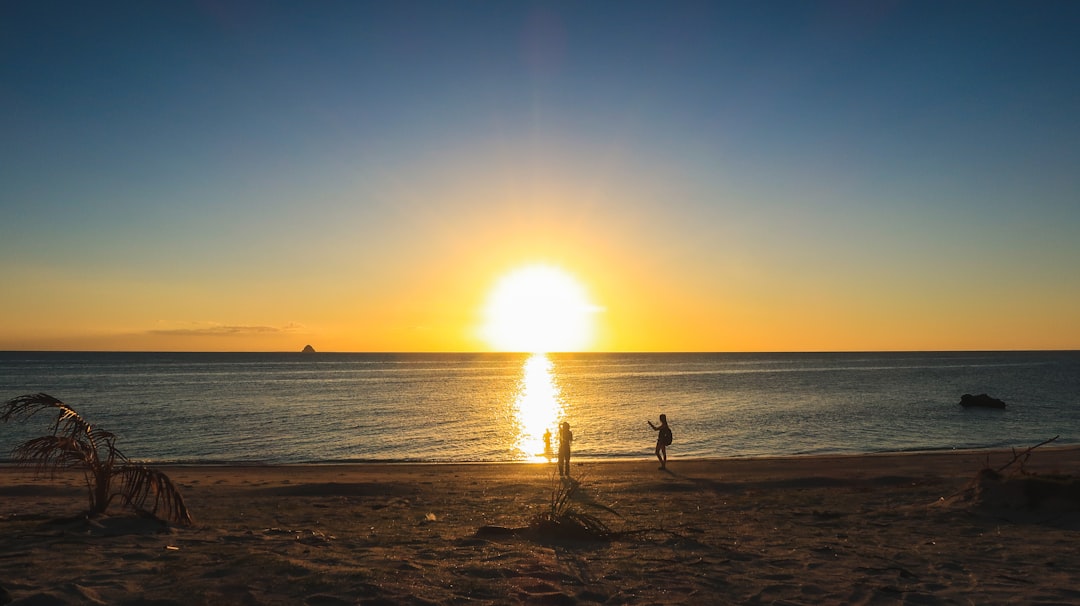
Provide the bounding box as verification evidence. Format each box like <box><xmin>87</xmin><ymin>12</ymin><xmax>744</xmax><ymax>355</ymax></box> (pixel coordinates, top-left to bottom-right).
<box><xmin>301</xmin><ymin>344</ymin><xmax>316</xmax><ymax>353</ymax></box>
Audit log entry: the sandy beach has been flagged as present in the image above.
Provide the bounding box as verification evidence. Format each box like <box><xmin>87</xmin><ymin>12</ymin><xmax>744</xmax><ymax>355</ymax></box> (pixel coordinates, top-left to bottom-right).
<box><xmin>2</xmin><ymin>447</ymin><xmax>1080</xmax><ymax>605</ymax></box>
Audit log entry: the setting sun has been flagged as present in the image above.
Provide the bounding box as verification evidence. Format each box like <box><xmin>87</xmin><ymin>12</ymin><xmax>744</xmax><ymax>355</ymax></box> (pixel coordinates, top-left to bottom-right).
<box><xmin>480</xmin><ymin>265</ymin><xmax>601</xmax><ymax>353</ymax></box>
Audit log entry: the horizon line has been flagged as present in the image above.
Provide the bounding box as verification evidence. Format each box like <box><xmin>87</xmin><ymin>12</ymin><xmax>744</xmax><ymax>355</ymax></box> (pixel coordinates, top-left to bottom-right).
<box><xmin>2</xmin><ymin>348</ymin><xmax>1078</xmax><ymax>355</ymax></box>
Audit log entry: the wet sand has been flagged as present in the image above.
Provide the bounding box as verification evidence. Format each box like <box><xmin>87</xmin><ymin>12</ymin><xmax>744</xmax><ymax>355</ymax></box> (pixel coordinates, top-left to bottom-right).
<box><xmin>2</xmin><ymin>447</ymin><xmax>1080</xmax><ymax>605</ymax></box>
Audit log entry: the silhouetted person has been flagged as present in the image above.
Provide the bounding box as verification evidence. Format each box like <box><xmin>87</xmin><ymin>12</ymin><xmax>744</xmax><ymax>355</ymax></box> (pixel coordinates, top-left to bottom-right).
<box><xmin>648</xmin><ymin>414</ymin><xmax>672</xmax><ymax>470</ymax></box>
<box><xmin>543</xmin><ymin>428</ymin><xmax>553</xmax><ymax>461</ymax></box>
<box><xmin>557</xmin><ymin>421</ymin><xmax>573</xmax><ymax>477</ymax></box>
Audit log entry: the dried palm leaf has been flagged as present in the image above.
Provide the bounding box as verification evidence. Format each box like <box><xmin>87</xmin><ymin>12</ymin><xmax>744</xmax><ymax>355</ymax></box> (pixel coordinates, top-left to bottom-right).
<box><xmin>2</xmin><ymin>393</ymin><xmax>193</xmax><ymax>525</ymax></box>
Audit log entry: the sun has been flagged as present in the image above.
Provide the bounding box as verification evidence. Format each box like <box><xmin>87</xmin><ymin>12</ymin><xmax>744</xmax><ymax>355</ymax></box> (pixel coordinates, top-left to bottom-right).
<box><xmin>481</xmin><ymin>265</ymin><xmax>600</xmax><ymax>353</ymax></box>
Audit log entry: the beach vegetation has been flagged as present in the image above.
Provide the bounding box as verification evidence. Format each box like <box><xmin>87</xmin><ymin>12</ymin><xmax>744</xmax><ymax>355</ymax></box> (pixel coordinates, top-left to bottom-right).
<box><xmin>1</xmin><ymin>393</ymin><xmax>193</xmax><ymax>525</ymax></box>
<box><xmin>477</xmin><ymin>475</ymin><xmax>709</xmax><ymax>546</ymax></box>
<box><xmin>527</xmin><ymin>476</ymin><xmax>620</xmax><ymax>541</ymax></box>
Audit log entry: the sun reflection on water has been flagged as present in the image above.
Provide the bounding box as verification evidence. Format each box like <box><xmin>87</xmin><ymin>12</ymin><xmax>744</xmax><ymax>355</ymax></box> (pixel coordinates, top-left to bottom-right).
<box><xmin>512</xmin><ymin>353</ymin><xmax>565</xmax><ymax>462</ymax></box>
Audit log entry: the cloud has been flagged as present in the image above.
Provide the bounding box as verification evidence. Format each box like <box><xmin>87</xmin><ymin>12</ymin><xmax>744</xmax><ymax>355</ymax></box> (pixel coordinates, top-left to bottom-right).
<box><xmin>149</xmin><ymin>322</ymin><xmax>305</xmax><ymax>337</ymax></box>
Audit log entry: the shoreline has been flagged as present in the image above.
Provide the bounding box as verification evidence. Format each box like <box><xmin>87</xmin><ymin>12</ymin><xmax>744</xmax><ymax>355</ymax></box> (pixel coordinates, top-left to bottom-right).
<box><xmin>3</xmin><ymin>447</ymin><xmax>1079</xmax><ymax>604</ymax></box>
<box><xmin>6</xmin><ymin>442</ymin><xmax>1077</xmax><ymax>468</ymax></box>
<box><xmin>8</xmin><ymin>438</ymin><xmax>1080</xmax><ymax>468</ymax></box>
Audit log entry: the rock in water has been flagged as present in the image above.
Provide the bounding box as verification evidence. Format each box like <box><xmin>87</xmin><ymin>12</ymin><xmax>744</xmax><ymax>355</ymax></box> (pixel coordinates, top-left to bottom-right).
<box><xmin>301</xmin><ymin>344</ymin><xmax>316</xmax><ymax>353</ymax></box>
<box><xmin>959</xmin><ymin>393</ymin><xmax>1006</xmax><ymax>409</ymax></box>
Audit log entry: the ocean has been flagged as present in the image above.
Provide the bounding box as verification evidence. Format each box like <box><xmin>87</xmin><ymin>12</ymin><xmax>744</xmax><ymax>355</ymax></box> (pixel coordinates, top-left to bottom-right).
<box><xmin>1</xmin><ymin>351</ymin><xmax>1078</xmax><ymax>464</ymax></box>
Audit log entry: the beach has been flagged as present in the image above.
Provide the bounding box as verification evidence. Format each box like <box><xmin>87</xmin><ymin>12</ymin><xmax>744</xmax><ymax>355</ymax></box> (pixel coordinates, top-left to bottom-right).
<box><xmin>2</xmin><ymin>448</ymin><xmax>1080</xmax><ymax>605</ymax></box>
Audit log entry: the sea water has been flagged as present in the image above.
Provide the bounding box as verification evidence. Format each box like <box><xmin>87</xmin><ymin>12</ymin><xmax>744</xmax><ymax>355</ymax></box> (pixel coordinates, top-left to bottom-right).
<box><xmin>1</xmin><ymin>351</ymin><xmax>1078</xmax><ymax>464</ymax></box>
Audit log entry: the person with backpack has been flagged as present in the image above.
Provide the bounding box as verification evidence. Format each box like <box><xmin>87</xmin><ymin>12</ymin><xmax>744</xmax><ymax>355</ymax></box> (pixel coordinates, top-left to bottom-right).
<box><xmin>648</xmin><ymin>414</ymin><xmax>672</xmax><ymax>470</ymax></box>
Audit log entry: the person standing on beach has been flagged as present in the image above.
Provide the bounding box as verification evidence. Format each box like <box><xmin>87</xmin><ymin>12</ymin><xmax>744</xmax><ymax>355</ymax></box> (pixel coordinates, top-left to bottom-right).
<box><xmin>557</xmin><ymin>421</ymin><xmax>573</xmax><ymax>477</ymax></box>
<box><xmin>648</xmin><ymin>414</ymin><xmax>672</xmax><ymax>470</ymax></box>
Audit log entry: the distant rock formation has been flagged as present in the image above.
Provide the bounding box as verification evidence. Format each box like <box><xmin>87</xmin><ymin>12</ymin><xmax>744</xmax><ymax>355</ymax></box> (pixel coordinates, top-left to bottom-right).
<box><xmin>301</xmin><ymin>344</ymin><xmax>316</xmax><ymax>354</ymax></box>
<box><xmin>960</xmin><ymin>393</ymin><xmax>1006</xmax><ymax>409</ymax></box>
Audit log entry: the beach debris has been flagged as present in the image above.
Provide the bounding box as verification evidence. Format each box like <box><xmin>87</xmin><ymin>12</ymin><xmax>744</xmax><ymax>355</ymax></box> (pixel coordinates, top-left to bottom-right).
<box><xmin>298</xmin><ymin>529</ymin><xmax>335</xmax><ymax>544</ymax></box>
<box><xmin>994</xmin><ymin>435</ymin><xmax>1060</xmax><ymax>475</ymax></box>
<box><xmin>947</xmin><ymin>436</ymin><xmax>1080</xmax><ymax>512</ymax></box>
<box><xmin>425</xmin><ymin>512</ymin><xmax>437</xmax><ymax>522</ymax></box>
<box><xmin>263</xmin><ymin>527</ymin><xmax>335</xmax><ymax>543</ymax></box>
<box><xmin>970</xmin><ymin>468</ymin><xmax>1080</xmax><ymax>512</ymax></box>
<box><xmin>959</xmin><ymin>393</ymin><xmax>1007</xmax><ymax>409</ymax></box>
<box><xmin>1</xmin><ymin>393</ymin><xmax>193</xmax><ymax>525</ymax></box>
<box><xmin>474</xmin><ymin>525</ymin><xmax>519</xmax><ymax>538</ymax></box>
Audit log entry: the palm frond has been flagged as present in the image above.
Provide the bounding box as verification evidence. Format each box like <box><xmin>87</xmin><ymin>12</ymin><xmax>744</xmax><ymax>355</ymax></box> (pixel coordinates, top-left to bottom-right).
<box><xmin>11</xmin><ymin>435</ymin><xmax>91</xmax><ymax>473</ymax></box>
<box><xmin>2</xmin><ymin>393</ymin><xmax>100</xmax><ymax>442</ymax></box>
<box><xmin>118</xmin><ymin>464</ymin><xmax>193</xmax><ymax>525</ymax></box>
<box><xmin>53</xmin><ymin>405</ymin><xmax>89</xmax><ymax>434</ymax></box>
<box><xmin>3</xmin><ymin>393</ymin><xmax>193</xmax><ymax>524</ymax></box>
<box><xmin>86</xmin><ymin>426</ymin><xmax>122</xmax><ymax>467</ymax></box>
<box><xmin>560</xmin><ymin>509</ymin><xmax>613</xmax><ymax>536</ymax></box>
<box><xmin>2</xmin><ymin>393</ymin><xmax>69</xmax><ymax>424</ymax></box>
<box><xmin>4</xmin><ymin>393</ymin><xmax>121</xmax><ymax>473</ymax></box>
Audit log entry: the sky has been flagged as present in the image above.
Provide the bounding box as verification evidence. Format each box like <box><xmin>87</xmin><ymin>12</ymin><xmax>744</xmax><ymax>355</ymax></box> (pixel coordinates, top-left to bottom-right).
<box><xmin>2</xmin><ymin>1</ymin><xmax>1079</xmax><ymax>352</ymax></box>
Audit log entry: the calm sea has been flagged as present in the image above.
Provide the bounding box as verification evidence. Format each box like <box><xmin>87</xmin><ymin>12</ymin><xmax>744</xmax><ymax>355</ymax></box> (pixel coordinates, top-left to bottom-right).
<box><xmin>1</xmin><ymin>351</ymin><xmax>1078</xmax><ymax>464</ymax></box>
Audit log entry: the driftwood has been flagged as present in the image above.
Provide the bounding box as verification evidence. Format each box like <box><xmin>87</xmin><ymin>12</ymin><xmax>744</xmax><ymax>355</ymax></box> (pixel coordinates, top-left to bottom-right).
<box><xmin>994</xmin><ymin>435</ymin><xmax>1059</xmax><ymax>474</ymax></box>
<box><xmin>957</xmin><ymin>436</ymin><xmax>1080</xmax><ymax>513</ymax></box>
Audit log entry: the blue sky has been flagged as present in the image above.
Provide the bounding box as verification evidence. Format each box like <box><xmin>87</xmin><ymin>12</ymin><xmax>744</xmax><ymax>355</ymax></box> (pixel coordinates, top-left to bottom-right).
<box><xmin>2</xmin><ymin>2</ymin><xmax>1078</xmax><ymax>351</ymax></box>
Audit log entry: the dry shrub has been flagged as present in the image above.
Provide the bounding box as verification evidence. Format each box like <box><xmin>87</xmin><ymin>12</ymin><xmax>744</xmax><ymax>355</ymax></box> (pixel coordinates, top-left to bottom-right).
<box><xmin>526</xmin><ymin>476</ymin><xmax>619</xmax><ymax>541</ymax></box>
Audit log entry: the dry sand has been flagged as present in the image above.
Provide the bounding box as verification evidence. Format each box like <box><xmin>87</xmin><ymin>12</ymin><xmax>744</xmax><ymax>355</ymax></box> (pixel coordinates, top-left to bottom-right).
<box><xmin>3</xmin><ymin>447</ymin><xmax>1080</xmax><ymax>605</ymax></box>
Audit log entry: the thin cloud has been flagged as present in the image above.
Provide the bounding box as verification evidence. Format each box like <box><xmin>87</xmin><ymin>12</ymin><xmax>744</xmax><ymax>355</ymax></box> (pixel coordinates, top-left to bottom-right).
<box><xmin>149</xmin><ymin>323</ymin><xmax>305</xmax><ymax>337</ymax></box>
